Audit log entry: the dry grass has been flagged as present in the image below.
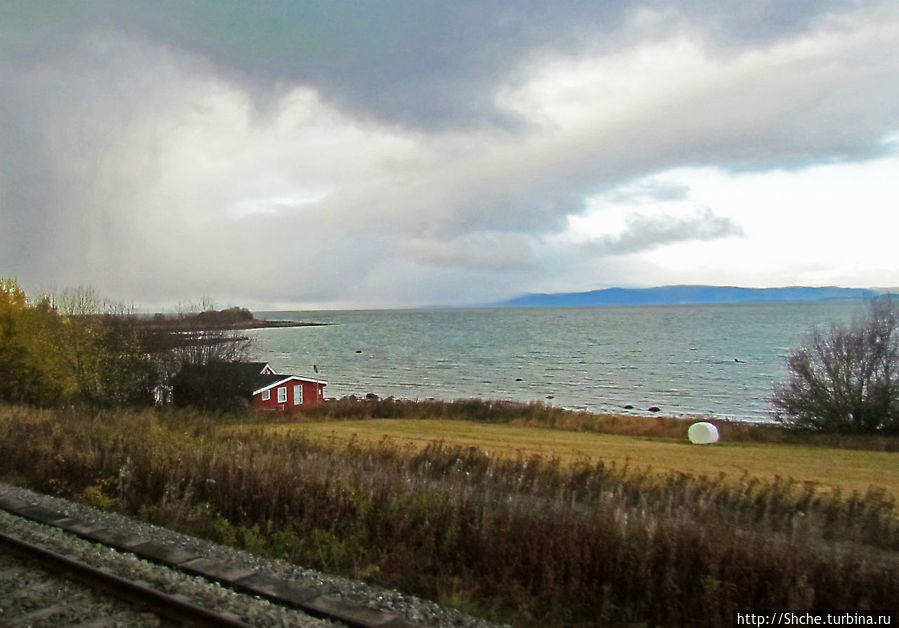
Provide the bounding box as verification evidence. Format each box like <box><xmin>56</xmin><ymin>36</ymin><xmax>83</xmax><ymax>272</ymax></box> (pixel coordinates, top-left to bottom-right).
<box><xmin>254</xmin><ymin>418</ymin><xmax>899</xmax><ymax>499</ymax></box>
<box><xmin>1</xmin><ymin>404</ymin><xmax>897</xmax><ymax>627</ymax></box>
<box><xmin>296</xmin><ymin>396</ymin><xmax>899</xmax><ymax>451</ymax></box>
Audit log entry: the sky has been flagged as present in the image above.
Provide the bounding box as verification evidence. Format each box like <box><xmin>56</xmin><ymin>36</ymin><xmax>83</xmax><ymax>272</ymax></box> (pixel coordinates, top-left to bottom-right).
<box><xmin>1</xmin><ymin>1</ymin><xmax>898</xmax><ymax>310</ymax></box>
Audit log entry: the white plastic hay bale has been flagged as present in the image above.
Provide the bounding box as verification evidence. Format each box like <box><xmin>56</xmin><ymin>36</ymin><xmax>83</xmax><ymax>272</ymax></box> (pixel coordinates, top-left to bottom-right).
<box><xmin>687</xmin><ymin>421</ymin><xmax>719</xmax><ymax>444</ymax></box>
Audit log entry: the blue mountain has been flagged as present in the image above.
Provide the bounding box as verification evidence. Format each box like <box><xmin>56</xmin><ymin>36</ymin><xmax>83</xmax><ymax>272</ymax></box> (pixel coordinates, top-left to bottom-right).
<box><xmin>496</xmin><ymin>285</ymin><xmax>880</xmax><ymax>308</ymax></box>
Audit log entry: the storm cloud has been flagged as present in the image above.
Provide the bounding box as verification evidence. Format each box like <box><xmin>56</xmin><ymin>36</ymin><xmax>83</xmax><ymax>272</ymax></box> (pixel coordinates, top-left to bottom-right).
<box><xmin>585</xmin><ymin>208</ymin><xmax>744</xmax><ymax>256</ymax></box>
<box><xmin>1</xmin><ymin>1</ymin><xmax>898</xmax><ymax>308</ymax></box>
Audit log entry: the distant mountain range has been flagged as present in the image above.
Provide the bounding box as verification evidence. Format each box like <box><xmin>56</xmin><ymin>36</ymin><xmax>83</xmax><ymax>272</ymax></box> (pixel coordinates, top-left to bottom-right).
<box><xmin>495</xmin><ymin>285</ymin><xmax>890</xmax><ymax>308</ymax></box>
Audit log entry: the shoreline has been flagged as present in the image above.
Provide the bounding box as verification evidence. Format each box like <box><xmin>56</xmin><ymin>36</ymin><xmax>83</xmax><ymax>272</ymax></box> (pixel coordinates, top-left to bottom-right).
<box><xmin>230</xmin><ymin>319</ymin><xmax>332</xmax><ymax>330</ymax></box>
<box><xmin>142</xmin><ymin>319</ymin><xmax>332</xmax><ymax>333</ymax></box>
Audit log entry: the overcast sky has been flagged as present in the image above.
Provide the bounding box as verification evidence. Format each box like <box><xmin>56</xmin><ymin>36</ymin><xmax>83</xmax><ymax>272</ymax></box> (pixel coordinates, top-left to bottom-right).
<box><xmin>2</xmin><ymin>1</ymin><xmax>898</xmax><ymax>310</ymax></box>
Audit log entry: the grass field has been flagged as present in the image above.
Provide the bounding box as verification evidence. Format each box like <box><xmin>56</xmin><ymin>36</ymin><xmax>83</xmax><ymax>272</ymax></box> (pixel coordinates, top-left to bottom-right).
<box><xmin>258</xmin><ymin>418</ymin><xmax>899</xmax><ymax>498</ymax></box>
<box><xmin>3</xmin><ymin>404</ymin><xmax>897</xmax><ymax>627</ymax></box>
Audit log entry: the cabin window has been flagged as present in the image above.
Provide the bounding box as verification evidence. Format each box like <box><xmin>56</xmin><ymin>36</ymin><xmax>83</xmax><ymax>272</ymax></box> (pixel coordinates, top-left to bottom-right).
<box><xmin>293</xmin><ymin>384</ymin><xmax>303</xmax><ymax>405</ymax></box>
<box><xmin>277</xmin><ymin>387</ymin><xmax>287</xmax><ymax>403</ymax></box>
<box><xmin>261</xmin><ymin>389</ymin><xmax>270</xmax><ymax>401</ymax></box>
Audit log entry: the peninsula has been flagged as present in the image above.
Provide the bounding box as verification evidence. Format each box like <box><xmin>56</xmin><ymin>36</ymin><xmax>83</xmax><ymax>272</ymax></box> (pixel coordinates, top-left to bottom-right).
<box><xmin>142</xmin><ymin>307</ymin><xmax>329</xmax><ymax>332</ymax></box>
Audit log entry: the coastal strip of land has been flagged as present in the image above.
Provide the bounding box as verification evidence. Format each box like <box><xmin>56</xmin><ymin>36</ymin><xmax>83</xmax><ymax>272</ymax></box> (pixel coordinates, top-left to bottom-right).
<box><xmin>209</xmin><ymin>319</ymin><xmax>330</xmax><ymax>330</ymax></box>
<box><xmin>140</xmin><ymin>307</ymin><xmax>331</xmax><ymax>332</ymax></box>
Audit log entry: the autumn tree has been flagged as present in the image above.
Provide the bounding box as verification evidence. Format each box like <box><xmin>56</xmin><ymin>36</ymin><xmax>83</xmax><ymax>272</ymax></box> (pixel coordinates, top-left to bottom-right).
<box><xmin>0</xmin><ymin>280</ymin><xmax>65</xmax><ymax>404</ymax></box>
<box><xmin>0</xmin><ymin>279</ymin><xmax>26</xmax><ymax>361</ymax></box>
<box><xmin>0</xmin><ymin>279</ymin><xmax>31</xmax><ymax>401</ymax></box>
<box><xmin>0</xmin><ymin>280</ymin><xmax>257</xmax><ymax>408</ymax></box>
<box><xmin>0</xmin><ymin>281</ymin><xmax>155</xmax><ymax>407</ymax></box>
<box><xmin>49</xmin><ymin>287</ymin><xmax>154</xmax><ymax>406</ymax></box>
<box><xmin>771</xmin><ymin>299</ymin><xmax>899</xmax><ymax>433</ymax></box>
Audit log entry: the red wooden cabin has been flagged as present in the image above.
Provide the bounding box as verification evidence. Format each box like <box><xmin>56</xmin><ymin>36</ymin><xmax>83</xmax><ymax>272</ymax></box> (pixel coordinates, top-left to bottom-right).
<box><xmin>171</xmin><ymin>361</ymin><xmax>326</xmax><ymax>411</ymax></box>
<box><xmin>252</xmin><ymin>374</ymin><xmax>327</xmax><ymax>411</ymax></box>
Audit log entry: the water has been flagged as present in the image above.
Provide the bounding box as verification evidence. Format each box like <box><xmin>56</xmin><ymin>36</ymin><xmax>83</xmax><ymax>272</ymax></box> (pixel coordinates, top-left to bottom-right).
<box><xmin>251</xmin><ymin>301</ymin><xmax>862</xmax><ymax>421</ymax></box>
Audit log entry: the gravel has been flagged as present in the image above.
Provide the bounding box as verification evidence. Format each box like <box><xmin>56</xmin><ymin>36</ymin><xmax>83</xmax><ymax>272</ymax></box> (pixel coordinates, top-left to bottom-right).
<box><xmin>0</xmin><ymin>548</ymin><xmax>176</xmax><ymax>627</ymax></box>
<box><xmin>0</xmin><ymin>482</ymin><xmax>503</xmax><ymax>628</ymax></box>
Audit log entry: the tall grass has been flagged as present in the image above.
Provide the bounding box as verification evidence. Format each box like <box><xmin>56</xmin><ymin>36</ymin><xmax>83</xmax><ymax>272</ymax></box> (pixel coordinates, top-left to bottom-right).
<box><xmin>0</xmin><ymin>405</ymin><xmax>896</xmax><ymax>627</ymax></box>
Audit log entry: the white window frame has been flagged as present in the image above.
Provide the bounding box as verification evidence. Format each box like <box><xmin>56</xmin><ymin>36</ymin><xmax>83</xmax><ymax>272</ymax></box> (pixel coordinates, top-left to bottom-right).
<box><xmin>293</xmin><ymin>384</ymin><xmax>303</xmax><ymax>405</ymax></box>
<box><xmin>277</xmin><ymin>387</ymin><xmax>287</xmax><ymax>403</ymax></box>
<box><xmin>261</xmin><ymin>389</ymin><xmax>270</xmax><ymax>401</ymax></box>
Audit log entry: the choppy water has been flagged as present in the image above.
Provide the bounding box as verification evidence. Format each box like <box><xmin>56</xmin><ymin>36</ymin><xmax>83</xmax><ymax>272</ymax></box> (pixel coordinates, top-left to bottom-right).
<box><xmin>251</xmin><ymin>301</ymin><xmax>861</xmax><ymax>421</ymax></box>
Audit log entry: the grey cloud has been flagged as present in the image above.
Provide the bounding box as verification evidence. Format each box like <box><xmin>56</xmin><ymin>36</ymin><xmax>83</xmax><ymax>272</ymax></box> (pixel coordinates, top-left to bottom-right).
<box><xmin>1</xmin><ymin>1</ymin><xmax>621</xmax><ymax>130</ymax></box>
<box><xmin>0</xmin><ymin>34</ymin><xmax>212</xmax><ymax>293</ymax></box>
<box><xmin>544</xmin><ymin>26</ymin><xmax>899</xmax><ymax>176</ymax></box>
<box><xmin>0</xmin><ymin>1</ymin><xmax>896</xmax><ymax>309</ymax></box>
<box><xmin>601</xmin><ymin>180</ymin><xmax>691</xmax><ymax>206</ymax></box>
<box><xmin>587</xmin><ymin>208</ymin><xmax>744</xmax><ymax>256</ymax></box>
<box><xmin>665</xmin><ymin>0</ymin><xmax>875</xmax><ymax>45</ymax></box>
<box><xmin>2</xmin><ymin>0</ymin><xmax>867</xmax><ymax>131</ymax></box>
<box><xmin>402</xmin><ymin>233</ymin><xmax>532</xmax><ymax>271</ymax></box>
<box><xmin>6</xmin><ymin>2</ymin><xmax>896</xmax><ymax>170</ymax></box>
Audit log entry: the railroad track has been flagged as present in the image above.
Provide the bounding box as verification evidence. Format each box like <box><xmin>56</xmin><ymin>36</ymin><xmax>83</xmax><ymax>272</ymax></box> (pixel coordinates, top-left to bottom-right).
<box><xmin>0</xmin><ymin>495</ymin><xmax>417</xmax><ymax>628</ymax></box>
<box><xmin>1</xmin><ymin>530</ymin><xmax>249</xmax><ymax>626</ymax></box>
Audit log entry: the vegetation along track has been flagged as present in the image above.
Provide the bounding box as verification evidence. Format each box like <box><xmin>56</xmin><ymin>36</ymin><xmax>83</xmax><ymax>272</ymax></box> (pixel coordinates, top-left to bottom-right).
<box><xmin>0</xmin><ymin>495</ymin><xmax>417</xmax><ymax>628</ymax></box>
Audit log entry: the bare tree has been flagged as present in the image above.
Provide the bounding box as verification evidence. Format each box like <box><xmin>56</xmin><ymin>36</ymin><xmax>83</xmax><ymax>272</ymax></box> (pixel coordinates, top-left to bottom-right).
<box><xmin>771</xmin><ymin>299</ymin><xmax>899</xmax><ymax>433</ymax></box>
<box><xmin>151</xmin><ymin>299</ymin><xmax>255</xmax><ymax>383</ymax></box>
<box><xmin>165</xmin><ymin>329</ymin><xmax>254</xmax><ymax>367</ymax></box>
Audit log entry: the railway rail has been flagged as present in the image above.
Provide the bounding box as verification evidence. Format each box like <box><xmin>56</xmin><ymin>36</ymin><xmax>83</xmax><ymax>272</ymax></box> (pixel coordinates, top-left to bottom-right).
<box><xmin>0</xmin><ymin>494</ymin><xmax>417</xmax><ymax>627</ymax></box>
<box><xmin>1</xmin><ymin>530</ymin><xmax>253</xmax><ymax>626</ymax></box>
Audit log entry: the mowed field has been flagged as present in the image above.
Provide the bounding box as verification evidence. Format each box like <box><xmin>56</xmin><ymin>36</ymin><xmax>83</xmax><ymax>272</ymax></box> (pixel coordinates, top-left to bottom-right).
<box><xmin>260</xmin><ymin>418</ymin><xmax>899</xmax><ymax>498</ymax></box>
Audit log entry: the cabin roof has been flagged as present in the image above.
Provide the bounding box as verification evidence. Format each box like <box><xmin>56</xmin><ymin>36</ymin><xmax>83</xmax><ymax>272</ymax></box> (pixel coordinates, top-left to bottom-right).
<box><xmin>251</xmin><ymin>374</ymin><xmax>328</xmax><ymax>395</ymax></box>
<box><xmin>172</xmin><ymin>361</ymin><xmax>326</xmax><ymax>397</ymax></box>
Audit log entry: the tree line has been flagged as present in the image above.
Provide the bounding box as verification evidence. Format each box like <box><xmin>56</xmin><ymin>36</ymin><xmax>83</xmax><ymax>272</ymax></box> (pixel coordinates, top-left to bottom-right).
<box><xmin>0</xmin><ymin>278</ymin><xmax>251</xmax><ymax>408</ymax></box>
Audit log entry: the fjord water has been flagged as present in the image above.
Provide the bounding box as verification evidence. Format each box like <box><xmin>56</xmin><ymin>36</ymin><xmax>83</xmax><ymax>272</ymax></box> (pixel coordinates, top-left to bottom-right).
<box><xmin>252</xmin><ymin>301</ymin><xmax>861</xmax><ymax>421</ymax></box>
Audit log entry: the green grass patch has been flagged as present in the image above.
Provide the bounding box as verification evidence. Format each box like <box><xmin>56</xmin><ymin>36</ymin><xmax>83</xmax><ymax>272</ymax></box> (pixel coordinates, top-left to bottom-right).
<box><xmin>295</xmin><ymin>396</ymin><xmax>899</xmax><ymax>451</ymax></box>
<box><xmin>266</xmin><ymin>418</ymin><xmax>899</xmax><ymax>499</ymax></box>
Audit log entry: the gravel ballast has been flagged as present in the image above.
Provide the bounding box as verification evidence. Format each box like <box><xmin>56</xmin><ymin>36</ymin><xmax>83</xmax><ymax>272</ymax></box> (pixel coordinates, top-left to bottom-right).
<box><xmin>0</xmin><ymin>482</ymin><xmax>503</xmax><ymax>628</ymax></box>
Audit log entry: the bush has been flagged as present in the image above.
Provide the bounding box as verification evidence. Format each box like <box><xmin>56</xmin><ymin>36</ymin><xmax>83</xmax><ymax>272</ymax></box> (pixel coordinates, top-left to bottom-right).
<box><xmin>772</xmin><ymin>299</ymin><xmax>899</xmax><ymax>434</ymax></box>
